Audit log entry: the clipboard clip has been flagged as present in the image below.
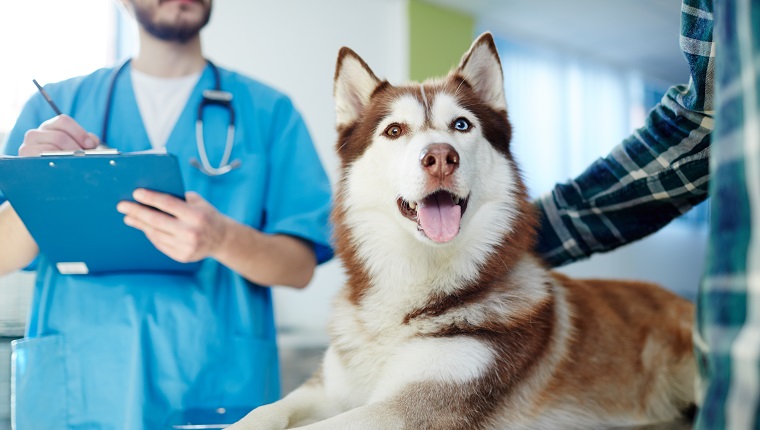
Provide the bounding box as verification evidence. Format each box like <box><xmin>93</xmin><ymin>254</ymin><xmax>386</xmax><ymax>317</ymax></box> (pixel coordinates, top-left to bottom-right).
<box><xmin>40</xmin><ymin>148</ymin><xmax>121</xmax><ymax>157</ymax></box>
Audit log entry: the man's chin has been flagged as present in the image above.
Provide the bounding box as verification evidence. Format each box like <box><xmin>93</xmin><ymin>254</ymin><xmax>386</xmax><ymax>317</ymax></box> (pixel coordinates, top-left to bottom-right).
<box><xmin>159</xmin><ymin>0</ymin><xmax>205</xmax><ymax>6</ymax></box>
<box><xmin>133</xmin><ymin>0</ymin><xmax>211</xmax><ymax>43</ymax></box>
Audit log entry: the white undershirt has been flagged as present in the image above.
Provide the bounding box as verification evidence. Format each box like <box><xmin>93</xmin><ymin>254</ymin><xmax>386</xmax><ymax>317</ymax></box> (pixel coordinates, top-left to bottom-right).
<box><xmin>131</xmin><ymin>69</ymin><xmax>202</xmax><ymax>148</ymax></box>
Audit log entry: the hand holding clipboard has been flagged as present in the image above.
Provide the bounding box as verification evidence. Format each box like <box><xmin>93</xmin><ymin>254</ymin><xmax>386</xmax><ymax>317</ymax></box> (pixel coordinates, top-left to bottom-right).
<box><xmin>0</xmin><ymin>81</ymin><xmax>200</xmax><ymax>274</ymax></box>
<box><xmin>0</xmin><ymin>151</ymin><xmax>199</xmax><ymax>274</ymax></box>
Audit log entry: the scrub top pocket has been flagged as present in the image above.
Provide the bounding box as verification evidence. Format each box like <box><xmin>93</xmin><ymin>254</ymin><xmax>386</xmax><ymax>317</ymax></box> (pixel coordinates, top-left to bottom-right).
<box><xmin>12</xmin><ymin>335</ymin><xmax>67</xmax><ymax>429</ymax></box>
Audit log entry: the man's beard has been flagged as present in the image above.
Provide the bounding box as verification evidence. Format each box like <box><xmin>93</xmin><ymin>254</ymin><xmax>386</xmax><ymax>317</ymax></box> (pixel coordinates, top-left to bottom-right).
<box><xmin>133</xmin><ymin>0</ymin><xmax>212</xmax><ymax>44</ymax></box>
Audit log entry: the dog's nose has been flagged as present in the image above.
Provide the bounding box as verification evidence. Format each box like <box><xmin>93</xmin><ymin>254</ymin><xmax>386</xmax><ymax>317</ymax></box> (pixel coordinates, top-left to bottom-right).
<box><xmin>420</xmin><ymin>143</ymin><xmax>459</xmax><ymax>179</ymax></box>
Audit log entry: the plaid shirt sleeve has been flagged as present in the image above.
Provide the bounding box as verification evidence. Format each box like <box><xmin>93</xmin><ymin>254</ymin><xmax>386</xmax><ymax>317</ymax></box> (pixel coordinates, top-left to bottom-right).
<box><xmin>694</xmin><ymin>0</ymin><xmax>760</xmax><ymax>427</ymax></box>
<box><xmin>534</xmin><ymin>0</ymin><xmax>714</xmax><ymax>268</ymax></box>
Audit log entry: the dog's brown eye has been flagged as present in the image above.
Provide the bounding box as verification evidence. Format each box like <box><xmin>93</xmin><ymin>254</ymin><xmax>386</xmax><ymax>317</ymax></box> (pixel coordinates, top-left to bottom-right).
<box><xmin>384</xmin><ymin>124</ymin><xmax>405</xmax><ymax>139</ymax></box>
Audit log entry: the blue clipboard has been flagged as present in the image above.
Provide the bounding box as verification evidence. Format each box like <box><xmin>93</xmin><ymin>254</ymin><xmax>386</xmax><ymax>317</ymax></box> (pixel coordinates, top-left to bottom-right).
<box><xmin>0</xmin><ymin>151</ymin><xmax>200</xmax><ymax>275</ymax></box>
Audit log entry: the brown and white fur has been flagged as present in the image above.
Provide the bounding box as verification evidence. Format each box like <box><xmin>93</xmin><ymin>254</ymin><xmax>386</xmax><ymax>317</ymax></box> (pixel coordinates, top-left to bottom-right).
<box><xmin>229</xmin><ymin>33</ymin><xmax>695</xmax><ymax>430</ymax></box>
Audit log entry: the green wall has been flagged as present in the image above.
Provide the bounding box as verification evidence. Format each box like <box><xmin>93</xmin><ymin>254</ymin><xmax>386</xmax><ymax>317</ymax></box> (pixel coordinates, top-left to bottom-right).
<box><xmin>409</xmin><ymin>0</ymin><xmax>475</xmax><ymax>82</ymax></box>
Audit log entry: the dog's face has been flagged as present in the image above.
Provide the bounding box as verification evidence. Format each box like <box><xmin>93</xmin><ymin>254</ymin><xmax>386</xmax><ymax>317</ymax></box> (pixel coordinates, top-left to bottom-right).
<box><xmin>333</xmin><ymin>34</ymin><xmax>529</xmax><ymax>265</ymax></box>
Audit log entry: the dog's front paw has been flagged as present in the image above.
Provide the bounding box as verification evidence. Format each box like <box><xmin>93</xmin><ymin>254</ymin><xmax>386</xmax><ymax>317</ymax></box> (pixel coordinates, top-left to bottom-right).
<box><xmin>225</xmin><ymin>404</ymin><xmax>289</xmax><ymax>430</ymax></box>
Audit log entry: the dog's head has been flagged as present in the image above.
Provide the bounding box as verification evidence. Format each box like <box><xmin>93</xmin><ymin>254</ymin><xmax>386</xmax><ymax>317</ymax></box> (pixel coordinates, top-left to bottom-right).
<box><xmin>332</xmin><ymin>33</ymin><xmax>534</xmax><ymax>269</ymax></box>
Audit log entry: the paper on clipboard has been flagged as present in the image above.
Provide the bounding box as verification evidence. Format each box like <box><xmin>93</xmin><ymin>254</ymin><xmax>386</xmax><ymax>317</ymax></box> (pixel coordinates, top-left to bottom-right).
<box><xmin>0</xmin><ymin>151</ymin><xmax>200</xmax><ymax>275</ymax></box>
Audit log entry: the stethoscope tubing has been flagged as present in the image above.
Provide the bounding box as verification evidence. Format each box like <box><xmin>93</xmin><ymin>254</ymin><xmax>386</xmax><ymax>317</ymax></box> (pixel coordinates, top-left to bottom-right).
<box><xmin>101</xmin><ymin>59</ymin><xmax>239</xmax><ymax>176</ymax></box>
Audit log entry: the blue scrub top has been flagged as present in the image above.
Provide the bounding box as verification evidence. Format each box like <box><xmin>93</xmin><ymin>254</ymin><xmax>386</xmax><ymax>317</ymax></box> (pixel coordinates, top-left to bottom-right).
<box><xmin>1</xmin><ymin>63</ymin><xmax>333</xmax><ymax>429</ymax></box>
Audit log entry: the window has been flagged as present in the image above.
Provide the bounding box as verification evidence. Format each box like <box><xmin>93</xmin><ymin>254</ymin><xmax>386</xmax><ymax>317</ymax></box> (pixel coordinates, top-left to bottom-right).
<box><xmin>0</xmin><ymin>1</ymin><xmax>121</xmax><ymax>135</ymax></box>
<box><xmin>493</xmin><ymin>35</ymin><xmax>709</xmax><ymax>226</ymax></box>
<box><xmin>494</xmin><ymin>36</ymin><xmax>649</xmax><ymax>198</ymax></box>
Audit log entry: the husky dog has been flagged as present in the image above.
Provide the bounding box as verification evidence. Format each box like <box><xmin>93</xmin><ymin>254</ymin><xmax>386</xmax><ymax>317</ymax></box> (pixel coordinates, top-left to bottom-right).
<box><xmin>229</xmin><ymin>33</ymin><xmax>695</xmax><ymax>430</ymax></box>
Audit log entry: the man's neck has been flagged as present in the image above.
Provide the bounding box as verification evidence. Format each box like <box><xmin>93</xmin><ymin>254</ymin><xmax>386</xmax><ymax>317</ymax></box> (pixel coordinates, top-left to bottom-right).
<box><xmin>131</xmin><ymin>32</ymin><xmax>207</xmax><ymax>78</ymax></box>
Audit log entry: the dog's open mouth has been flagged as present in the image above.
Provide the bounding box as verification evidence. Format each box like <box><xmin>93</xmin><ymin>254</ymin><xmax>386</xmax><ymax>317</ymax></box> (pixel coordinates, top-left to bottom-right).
<box><xmin>397</xmin><ymin>190</ymin><xmax>469</xmax><ymax>243</ymax></box>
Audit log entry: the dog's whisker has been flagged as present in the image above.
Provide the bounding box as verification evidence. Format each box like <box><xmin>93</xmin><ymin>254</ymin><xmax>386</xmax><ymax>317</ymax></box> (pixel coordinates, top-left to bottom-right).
<box><xmin>336</xmin><ymin>138</ymin><xmax>351</xmax><ymax>153</ymax></box>
<box><xmin>454</xmin><ymin>78</ymin><xmax>466</xmax><ymax>97</ymax></box>
<box><xmin>420</xmin><ymin>84</ymin><xmax>430</xmax><ymax>115</ymax></box>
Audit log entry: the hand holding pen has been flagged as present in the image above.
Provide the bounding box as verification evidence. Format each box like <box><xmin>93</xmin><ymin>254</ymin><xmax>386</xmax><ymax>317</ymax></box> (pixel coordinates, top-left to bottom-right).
<box><xmin>18</xmin><ymin>80</ymin><xmax>105</xmax><ymax>157</ymax></box>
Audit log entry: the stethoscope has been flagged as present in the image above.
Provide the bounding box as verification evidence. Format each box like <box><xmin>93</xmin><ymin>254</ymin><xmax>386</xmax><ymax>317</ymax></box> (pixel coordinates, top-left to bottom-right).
<box><xmin>101</xmin><ymin>59</ymin><xmax>240</xmax><ymax>176</ymax></box>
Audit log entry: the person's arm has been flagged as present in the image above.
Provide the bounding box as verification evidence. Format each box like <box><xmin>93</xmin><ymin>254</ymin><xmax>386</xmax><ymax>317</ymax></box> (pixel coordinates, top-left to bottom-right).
<box><xmin>116</xmin><ymin>93</ymin><xmax>333</xmax><ymax>288</ymax></box>
<box><xmin>0</xmin><ymin>90</ymin><xmax>102</xmax><ymax>275</ymax></box>
<box><xmin>535</xmin><ymin>0</ymin><xmax>714</xmax><ymax>267</ymax></box>
<box><xmin>0</xmin><ymin>202</ymin><xmax>38</xmax><ymax>276</ymax></box>
<box><xmin>117</xmin><ymin>190</ymin><xmax>317</xmax><ymax>288</ymax></box>
<box><xmin>214</xmin><ymin>224</ymin><xmax>316</xmax><ymax>289</ymax></box>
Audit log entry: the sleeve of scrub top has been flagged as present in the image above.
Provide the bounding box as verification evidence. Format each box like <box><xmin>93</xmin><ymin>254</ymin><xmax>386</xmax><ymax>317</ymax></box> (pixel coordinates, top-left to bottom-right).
<box><xmin>4</xmin><ymin>92</ymin><xmax>54</xmax><ymax>158</ymax></box>
<box><xmin>2</xmin><ymin>91</ymin><xmax>51</xmax><ymax>203</ymax></box>
<box><xmin>262</xmin><ymin>98</ymin><xmax>334</xmax><ymax>265</ymax></box>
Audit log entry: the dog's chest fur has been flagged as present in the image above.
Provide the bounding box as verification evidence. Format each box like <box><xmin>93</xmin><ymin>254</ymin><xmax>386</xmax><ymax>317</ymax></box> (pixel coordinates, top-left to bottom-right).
<box><xmin>322</xmin><ymin>255</ymin><xmax>555</xmax><ymax>410</ymax></box>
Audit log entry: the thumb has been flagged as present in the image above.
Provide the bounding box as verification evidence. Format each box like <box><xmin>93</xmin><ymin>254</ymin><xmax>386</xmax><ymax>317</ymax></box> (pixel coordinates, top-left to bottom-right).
<box><xmin>185</xmin><ymin>191</ymin><xmax>207</xmax><ymax>206</ymax></box>
<box><xmin>85</xmin><ymin>132</ymin><xmax>102</xmax><ymax>149</ymax></box>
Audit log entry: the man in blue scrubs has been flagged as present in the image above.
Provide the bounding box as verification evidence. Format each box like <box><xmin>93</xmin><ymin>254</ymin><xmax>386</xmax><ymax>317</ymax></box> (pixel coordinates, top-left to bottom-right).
<box><xmin>0</xmin><ymin>0</ymin><xmax>333</xmax><ymax>428</ymax></box>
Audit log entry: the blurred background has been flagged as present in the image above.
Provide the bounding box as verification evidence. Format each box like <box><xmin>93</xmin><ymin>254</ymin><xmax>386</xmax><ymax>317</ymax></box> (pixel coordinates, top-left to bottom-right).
<box><xmin>0</xmin><ymin>1</ymin><xmax>708</xmax><ymax>427</ymax></box>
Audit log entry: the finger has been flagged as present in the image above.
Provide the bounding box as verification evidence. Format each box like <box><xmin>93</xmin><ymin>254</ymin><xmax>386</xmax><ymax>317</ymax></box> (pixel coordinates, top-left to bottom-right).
<box><xmin>17</xmin><ymin>141</ymin><xmax>66</xmax><ymax>157</ymax></box>
<box><xmin>123</xmin><ymin>216</ymin><xmax>189</xmax><ymax>262</ymax></box>
<box><xmin>22</xmin><ymin>129</ymin><xmax>84</xmax><ymax>152</ymax></box>
<box><xmin>133</xmin><ymin>189</ymin><xmax>198</xmax><ymax>220</ymax></box>
<box><xmin>185</xmin><ymin>191</ymin><xmax>212</xmax><ymax>209</ymax></box>
<box><xmin>126</xmin><ymin>214</ymin><xmax>201</xmax><ymax>263</ymax></box>
<box><xmin>185</xmin><ymin>191</ymin><xmax>202</xmax><ymax>204</ymax></box>
<box><xmin>124</xmin><ymin>192</ymin><xmax>216</xmax><ymax>252</ymax></box>
<box><xmin>150</xmin><ymin>240</ymin><xmax>189</xmax><ymax>263</ymax></box>
<box><xmin>144</xmin><ymin>230</ymin><xmax>190</xmax><ymax>261</ymax></box>
<box><xmin>41</xmin><ymin>115</ymin><xmax>98</xmax><ymax>149</ymax></box>
<box><xmin>121</xmin><ymin>200</ymin><xmax>209</xmax><ymax>257</ymax></box>
<box><xmin>86</xmin><ymin>132</ymin><xmax>103</xmax><ymax>148</ymax></box>
<box><xmin>118</xmin><ymin>200</ymin><xmax>184</xmax><ymax>237</ymax></box>
<box><xmin>119</xmin><ymin>200</ymin><xmax>204</xmax><ymax>251</ymax></box>
<box><xmin>124</xmin><ymin>214</ymin><xmax>174</xmax><ymax>244</ymax></box>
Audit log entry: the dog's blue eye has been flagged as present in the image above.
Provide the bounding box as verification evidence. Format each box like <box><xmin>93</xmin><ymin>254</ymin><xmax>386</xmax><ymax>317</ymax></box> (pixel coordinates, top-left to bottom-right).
<box><xmin>453</xmin><ymin>118</ymin><xmax>471</xmax><ymax>131</ymax></box>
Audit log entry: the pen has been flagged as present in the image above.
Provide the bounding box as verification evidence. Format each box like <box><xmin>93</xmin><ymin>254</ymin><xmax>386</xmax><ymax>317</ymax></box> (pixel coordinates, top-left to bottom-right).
<box><xmin>31</xmin><ymin>79</ymin><xmax>111</xmax><ymax>150</ymax></box>
<box><xmin>32</xmin><ymin>79</ymin><xmax>63</xmax><ymax>116</ymax></box>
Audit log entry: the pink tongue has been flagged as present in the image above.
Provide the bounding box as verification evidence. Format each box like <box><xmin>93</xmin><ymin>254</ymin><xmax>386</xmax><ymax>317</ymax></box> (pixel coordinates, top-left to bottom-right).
<box><xmin>418</xmin><ymin>193</ymin><xmax>462</xmax><ymax>243</ymax></box>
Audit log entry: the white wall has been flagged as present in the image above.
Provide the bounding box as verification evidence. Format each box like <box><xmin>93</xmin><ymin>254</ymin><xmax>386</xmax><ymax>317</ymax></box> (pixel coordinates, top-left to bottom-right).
<box><xmin>202</xmin><ymin>0</ymin><xmax>409</xmax><ymax>182</ymax></box>
<box><xmin>201</xmin><ymin>0</ymin><xmax>409</xmax><ymax>344</ymax></box>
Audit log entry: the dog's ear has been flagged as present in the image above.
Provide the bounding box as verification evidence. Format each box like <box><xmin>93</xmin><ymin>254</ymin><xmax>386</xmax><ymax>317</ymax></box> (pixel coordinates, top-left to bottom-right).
<box><xmin>334</xmin><ymin>47</ymin><xmax>381</xmax><ymax>128</ymax></box>
<box><xmin>454</xmin><ymin>33</ymin><xmax>507</xmax><ymax>112</ymax></box>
